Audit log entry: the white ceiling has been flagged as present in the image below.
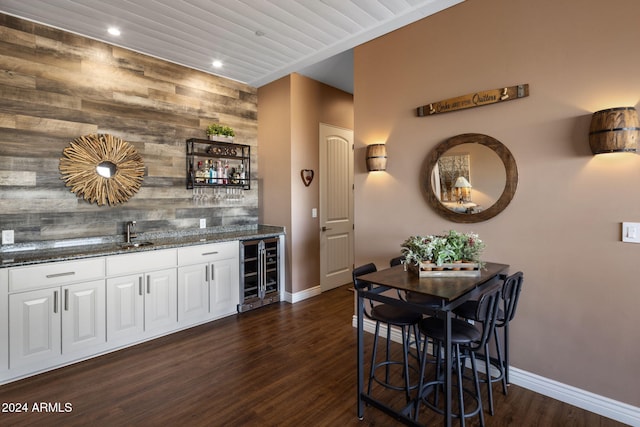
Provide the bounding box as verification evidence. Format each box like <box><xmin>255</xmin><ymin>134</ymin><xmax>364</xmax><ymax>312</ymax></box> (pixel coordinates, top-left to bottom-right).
<box><xmin>0</xmin><ymin>0</ymin><xmax>463</xmax><ymax>94</ymax></box>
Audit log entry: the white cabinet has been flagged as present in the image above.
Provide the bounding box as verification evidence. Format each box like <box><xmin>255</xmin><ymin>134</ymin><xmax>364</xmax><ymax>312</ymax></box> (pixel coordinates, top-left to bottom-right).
<box><xmin>61</xmin><ymin>280</ymin><xmax>106</xmax><ymax>356</ymax></box>
<box><xmin>144</xmin><ymin>268</ymin><xmax>178</xmax><ymax>333</ymax></box>
<box><xmin>8</xmin><ymin>258</ymin><xmax>105</xmax><ymax>292</ymax></box>
<box><xmin>9</xmin><ymin>279</ymin><xmax>105</xmax><ymax>371</ymax></box>
<box><xmin>7</xmin><ymin>258</ymin><xmax>106</xmax><ymax>372</ymax></box>
<box><xmin>177</xmin><ymin>241</ymin><xmax>239</xmax><ymax>325</ymax></box>
<box><xmin>210</xmin><ymin>257</ymin><xmax>237</xmax><ymax>317</ymax></box>
<box><xmin>106</xmin><ymin>274</ymin><xmax>144</xmax><ymax>344</ymax></box>
<box><xmin>177</xmin><ymin>264</ymin><xmax>209</xmax><ymax>324</ymax></box>
<box><xmin>9</xmin><ymin>287</ymin><xmax>59</xmax><ymax>370</ymax></box>
<box><xmin>106</xmin><ymin>249</ymin><xmax>177</xmax><ymax>346</ymax></box>
<box><xmin>1</xmin><ymin>235</ymin><xmax>277</xmax><ymax>386</ymax></box>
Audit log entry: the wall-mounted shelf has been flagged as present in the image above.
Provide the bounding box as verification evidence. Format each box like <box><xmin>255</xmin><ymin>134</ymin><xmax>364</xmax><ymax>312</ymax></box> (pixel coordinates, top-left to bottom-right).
<box><xmin>186</xmin><ymin>138</ymin><xmax>250</xmax><ymax>190</ymax></box>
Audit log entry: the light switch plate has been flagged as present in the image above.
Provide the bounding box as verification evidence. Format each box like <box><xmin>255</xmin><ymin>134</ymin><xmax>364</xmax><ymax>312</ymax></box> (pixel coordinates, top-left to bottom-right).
<box><xmin>2</xmin><ymin>230</ymin><xmax>14</xmax><ymax>245</ymax></box>
<box><xmin>622</xmin><ymin>222</ymin><xmax>640</xmax><ymax>243</ymax></box>
<box><xmin>199</xmin><ymin>218</ymin><xmax>206</xmax><ymax>229</ymax></box>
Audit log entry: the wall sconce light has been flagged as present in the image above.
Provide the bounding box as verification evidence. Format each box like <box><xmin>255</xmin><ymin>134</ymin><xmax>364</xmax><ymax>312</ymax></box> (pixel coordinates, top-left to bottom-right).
<box><xmin>366</xmin><ymin>144</ymin><xmax>387</xmax><ymax>171</ymax></box>
<box><xmin>589</xmin><ymin>107</ymin><xmax>640</xmax><ymax>154</ymax></box>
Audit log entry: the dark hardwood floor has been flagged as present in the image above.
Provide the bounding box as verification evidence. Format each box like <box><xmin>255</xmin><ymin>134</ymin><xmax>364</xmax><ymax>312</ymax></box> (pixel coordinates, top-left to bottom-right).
<box><xmin>0</xmin><ymin>285</ymin><xmax>627</xmax><ymax>427</ymax></box>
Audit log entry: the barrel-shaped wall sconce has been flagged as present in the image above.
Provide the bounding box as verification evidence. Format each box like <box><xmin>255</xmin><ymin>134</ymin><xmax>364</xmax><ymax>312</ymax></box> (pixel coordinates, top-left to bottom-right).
<box><xmin>589</xmin><ymin>107</ymin><xmax>640</xmax><ymax>154</ymax></box>
<box><xmin>366</xmin><ymin>144</ymin><xmax>387</xmax><ymax>171</ymax></box>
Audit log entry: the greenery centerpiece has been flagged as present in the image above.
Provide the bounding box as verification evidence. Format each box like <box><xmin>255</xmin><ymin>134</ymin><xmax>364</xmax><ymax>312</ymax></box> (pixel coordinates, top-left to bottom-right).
<box><xmin>206</xmin><ymin>123</ymin><xmax>235</xmax><ymax>141</ymax></box>
<box><xmin>400</xmin><ymin>230</ymin><xmax>485</xmax><ymax>276</ymax></box>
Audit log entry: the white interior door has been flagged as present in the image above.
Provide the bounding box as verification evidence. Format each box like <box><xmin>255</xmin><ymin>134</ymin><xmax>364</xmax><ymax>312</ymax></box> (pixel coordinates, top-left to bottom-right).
<box><xmin>319</xmin><ymin>123</ymin><xmax>354</xmax><ymax>292</ymax></box>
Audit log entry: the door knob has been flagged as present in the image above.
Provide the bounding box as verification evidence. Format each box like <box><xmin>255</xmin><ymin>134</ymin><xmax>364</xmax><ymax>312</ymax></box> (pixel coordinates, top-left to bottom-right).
<box><xmin>321</xmin><ymin>226</ymin><xmax>332</xmax><ymax>232</ymax></box>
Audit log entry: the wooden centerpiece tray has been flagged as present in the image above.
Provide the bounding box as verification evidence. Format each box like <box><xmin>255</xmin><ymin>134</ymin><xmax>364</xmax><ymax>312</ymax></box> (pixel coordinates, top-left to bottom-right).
<box><xmin>409</xmin><ymin>261</ymin><xmax>481</xmax><ymax>277</ymax></box>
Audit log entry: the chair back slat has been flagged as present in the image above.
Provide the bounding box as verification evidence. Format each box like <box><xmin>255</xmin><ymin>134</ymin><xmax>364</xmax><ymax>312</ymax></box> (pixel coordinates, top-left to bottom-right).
<box><xmin>352</xmin><ymin>263</ymin><xmax>377</xmax><ymax>291</ymax></box>
<box><xmin>472</xmin><ymin>282</ymin><xmax>502</xmax><ymax>351</ymax></box>
<box><xmin>390</xmin><ymin>256</ymin><xmax>404</xmax><ymax>267</ymax></box>
<box><xmin>501</xmin><ymin>271</ymin><xmax>523</xmax><ymax>324</ymax></box>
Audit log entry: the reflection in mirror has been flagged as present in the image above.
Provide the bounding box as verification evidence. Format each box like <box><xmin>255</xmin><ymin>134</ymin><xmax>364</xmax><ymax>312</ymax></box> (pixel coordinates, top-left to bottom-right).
<box><xmin>421</xmin><ymin>133</ymin><xmax>517</xmax><ymax>223</ymax></box>
<box><xmin>96</xmin><ymin>161</ymin><xmax>118</xmax><ymax>178</ymax></box>
<box><xmin>432</xmin><ymin>144</ymin><xmax>505</xmax><ymax>214</ymax></box>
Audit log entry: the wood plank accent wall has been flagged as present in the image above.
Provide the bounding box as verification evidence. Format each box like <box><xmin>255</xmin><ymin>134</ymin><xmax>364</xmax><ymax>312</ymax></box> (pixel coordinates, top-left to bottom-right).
<box><xmin>0</xmin><ymin>14</ymin><xmax>258</xmax><ymax>243</ymax></box>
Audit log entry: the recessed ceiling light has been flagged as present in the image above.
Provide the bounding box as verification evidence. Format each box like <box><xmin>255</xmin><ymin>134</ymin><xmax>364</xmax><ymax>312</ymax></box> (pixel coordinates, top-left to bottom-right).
<box><xmin>108</xmin><ymin>27</ymin><xmax>121</xmax><ymax>36</ymax></box>
<box><xmin>212</xmin><ymin>60</ymin><xmax>223</xmax><ymax>68</ymax></box>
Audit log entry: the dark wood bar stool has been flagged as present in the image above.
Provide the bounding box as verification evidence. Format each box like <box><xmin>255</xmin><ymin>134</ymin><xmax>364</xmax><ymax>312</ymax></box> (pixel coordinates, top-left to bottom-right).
<box><xmin>353</xmin><ymin>263</ymin><xmax>422</xmax><ymax>402</ymax></box>
<box><xmin>453</xmin><ymin>271</ymin><xmax>524</xmax><ymax>414</ymax></box>
<box><xmin>415</xmin><ymin>283</ymin><xmax>502</xmax><ymax>427</ymax></box>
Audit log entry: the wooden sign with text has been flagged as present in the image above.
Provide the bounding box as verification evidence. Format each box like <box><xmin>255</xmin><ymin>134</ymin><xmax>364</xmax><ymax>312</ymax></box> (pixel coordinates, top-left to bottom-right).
<box><xmin>416</xmin><ymin>84</ymin><xmax>529</xmax><ymax>117</ymax></box>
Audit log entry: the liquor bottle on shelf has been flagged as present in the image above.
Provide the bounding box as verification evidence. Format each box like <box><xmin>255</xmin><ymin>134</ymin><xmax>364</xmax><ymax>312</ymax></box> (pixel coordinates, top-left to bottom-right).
<box><xmin>209</xmin><ymin>160</ymin><xmax>217</xmax><ymax>184</ymax></box>
<box><xmin>195</xmin><ymin>161</ymin><xmax>205</xmax><ymax>184</ymax></box>
<box><xmin>217</xmin><ymin>161</ymin><xmax>223</xmax><ymax>184</ymax></box>
<box><xmin>211</xmin><ymin>160</ymin><xmax>220</xmax><ymax>184</ymax></box>
<box><xmin>239</xmin><ymin>163</ymin><xmax>245</xmax><ymax>182</ymax></box>
<box><xmin>224</xmin><ymin>160</ymin><xmax>229</xmax><ymax>184</ymax></box>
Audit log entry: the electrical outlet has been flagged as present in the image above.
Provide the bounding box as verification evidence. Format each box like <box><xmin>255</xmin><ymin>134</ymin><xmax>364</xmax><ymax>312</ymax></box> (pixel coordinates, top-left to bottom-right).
<box><xmin>199</xmin><ymin>218</ymin><xmax>206</xmax><ymax>229</ymax></box>
<box><xmin>2</xmin><ymin>230</ymin><xmax>14</xmax><ymax>245</ymax></box>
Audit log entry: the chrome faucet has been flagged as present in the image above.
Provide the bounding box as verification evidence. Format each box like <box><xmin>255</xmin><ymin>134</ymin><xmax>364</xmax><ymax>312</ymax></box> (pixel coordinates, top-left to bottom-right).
<box><xmin>125</xmin><ymin>221</ymin><xmax>137</xmax><ymax>243</ymax></box>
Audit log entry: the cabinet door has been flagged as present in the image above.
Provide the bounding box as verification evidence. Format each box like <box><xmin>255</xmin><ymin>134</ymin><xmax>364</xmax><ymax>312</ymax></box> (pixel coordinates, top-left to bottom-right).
<box><xmin>177</xmin><ymin>264</ymin><xmax>209</xmax><ymax>324</ymax></box>
<box><xmin>107</xmin><ymin>274</ymin><xmax>144</xmax><ymax>344</ymax></box>
<box><xmin>210</xmin><ymin>258</ymin><xmax>239</xmax><ymax>318</ymax></box>
<box><xmin>61</xmin><ymin>280</ymin><xmax>106</xmax><ymax>356</ymax></box>
<box><xmin>9</xmin><ymin>288</ymin><xmax>61</xmax><ymax>370</ymax></box>
<box><xmin>144</xmin><ymin>268</ymin><xmax>177</xmax><ymax>334</ymax></box>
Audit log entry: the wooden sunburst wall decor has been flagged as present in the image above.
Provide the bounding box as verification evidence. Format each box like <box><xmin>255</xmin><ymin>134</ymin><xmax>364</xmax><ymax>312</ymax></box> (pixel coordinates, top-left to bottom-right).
<box><xmin>59</xmin><ymin>134</ymin><xmax>144</xmax><ymax>206</ymax></box>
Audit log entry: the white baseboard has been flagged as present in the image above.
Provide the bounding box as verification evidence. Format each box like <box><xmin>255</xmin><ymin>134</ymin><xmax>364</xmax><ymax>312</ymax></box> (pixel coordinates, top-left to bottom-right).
<box><xmin>284</xmin><ymin>285</ymin><xmax>322</xmax><ymax>303</ymax></box>
<box><xmin>351</xmin><ymin>315</ymin><xmax>640</xmax><ymax>426</ymax></box>
<box><xmin>509</xmin><ymin>367</ymin><xmax>639</xmax><ymax>426</ymax></box>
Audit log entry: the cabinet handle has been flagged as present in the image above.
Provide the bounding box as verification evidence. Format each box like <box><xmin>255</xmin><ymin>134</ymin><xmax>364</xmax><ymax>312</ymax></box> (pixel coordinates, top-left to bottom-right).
<box><xmin>139</xmin><ymin>276</ymin><xmax>143</xmax><ymax>296</ymax></box>
<box><xmin>211</xmin><ymin>265</ymin><xmax>215</xmax><ymax>281</ymax></box>
<box><xmin>202</xmin><ymin>251</ymin><xmax>219</xmax><ymax>256</ymax></box>
<box><xmin>46</xmin><ymin>271</ymin><xmax>75</xmax><ymax>278</ymax></box>
<box><xmin>147</xmin><ymin>275</ymin><xmax>151</xmax><ymax>294</ymax></box>
<box><xmin>205</xmin><ymin>265</ymin><xmax>209</xmax><ymax>281</ymax></box>
<box><xmin>64</xmin><ymin>289</ymin><xmax>69</xmax><ymax>311</ymax></box>
<box><xmin>259</xmin><ymin>247</ymin><xmax>266</xmax><ymax>298</ymax></box>
<box><xmin>53</xmin><ymin>290</ymin><xmax>58</xmax><ymax>314</ymax></box>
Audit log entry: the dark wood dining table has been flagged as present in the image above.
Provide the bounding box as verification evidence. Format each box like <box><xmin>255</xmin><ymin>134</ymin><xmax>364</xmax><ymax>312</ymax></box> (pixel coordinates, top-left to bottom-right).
<box><xmin>356</xmin><ymin>262</ymin><xmax>509</xmax><ymax>427</ymax></box>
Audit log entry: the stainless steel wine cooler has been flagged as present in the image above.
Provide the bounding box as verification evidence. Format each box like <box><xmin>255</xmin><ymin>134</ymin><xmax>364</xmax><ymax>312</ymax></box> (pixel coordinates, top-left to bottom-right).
<box><xmin>238</xmin><ymin>237</ymin><xmax>280</xmax><ymax>312</ymax></box>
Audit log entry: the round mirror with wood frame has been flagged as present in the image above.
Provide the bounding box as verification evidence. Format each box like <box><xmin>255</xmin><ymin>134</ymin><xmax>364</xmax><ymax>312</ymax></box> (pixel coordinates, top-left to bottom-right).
<box><xmin>421</xmin><ymin>133</ymin><xmax>517</xmax><ymax>223</ymax></box>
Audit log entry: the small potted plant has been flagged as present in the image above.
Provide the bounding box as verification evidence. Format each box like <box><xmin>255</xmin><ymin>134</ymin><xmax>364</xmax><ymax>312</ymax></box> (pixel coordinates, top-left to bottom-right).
<box><xmin>401</xmin><ymin>235</ymin><xmax>435</xmax><ymax>267</ymax></box>
<box><xmin>459</xmin><ymin>231</ymin><xmax>485</xmax><ymax>267</ymax></box>
<box><xmin>431</xmin><ymin>235</ymin><xmax>455</xmax><ymax>268</ymax></box>
<box><xmin>206</xmin><ymin>123</ymin><xmax>235</xmax><ymax>142</ymax></box>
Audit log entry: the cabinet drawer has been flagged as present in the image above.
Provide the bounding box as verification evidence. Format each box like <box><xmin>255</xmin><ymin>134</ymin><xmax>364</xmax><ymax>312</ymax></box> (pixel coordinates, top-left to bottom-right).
<box><xmin>106</xmin><ymin>249</ymin><xmax>177</xmax><ymax>276</ymax></box>
<box><xmin>9</xmin><ymin>258</ymin><xmax>105</xmax><ymax>292</ymax></box>
<box><xmin>178</xmin><ymin>241</ymin><xmax>238</xmax><ymax>266</ymax></box>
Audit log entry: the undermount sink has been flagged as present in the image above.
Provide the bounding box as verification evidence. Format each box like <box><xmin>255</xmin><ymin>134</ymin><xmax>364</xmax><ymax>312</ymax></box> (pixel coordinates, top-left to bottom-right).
<box><xmin>120</xmin><ymin>241</ymin><xmax>154</xmax><ymax>249</ymax></box>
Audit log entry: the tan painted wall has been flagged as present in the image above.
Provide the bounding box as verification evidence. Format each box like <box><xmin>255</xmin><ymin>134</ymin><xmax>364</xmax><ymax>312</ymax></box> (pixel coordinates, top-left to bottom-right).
<box><xmin>258</xmin><ymin>76</ymin><xmax>293</xmax><ymax>291</ymax></box>
<box><xmin>259</xmin><ymin>74</ymin><xmax>353</xmax><ymax>294</ymax></box>
<box><xmin>354</xmin><ymin>0</ymin><xmax>640</xmax><ymax>406</ymax></box>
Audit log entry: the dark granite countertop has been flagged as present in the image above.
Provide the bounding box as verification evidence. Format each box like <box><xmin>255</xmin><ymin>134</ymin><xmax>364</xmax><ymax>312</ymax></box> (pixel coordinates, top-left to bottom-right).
<box><xmin>0</xmin><ymin>224</ymin><xmax>285</xmax><ymax>268</ymax></box>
